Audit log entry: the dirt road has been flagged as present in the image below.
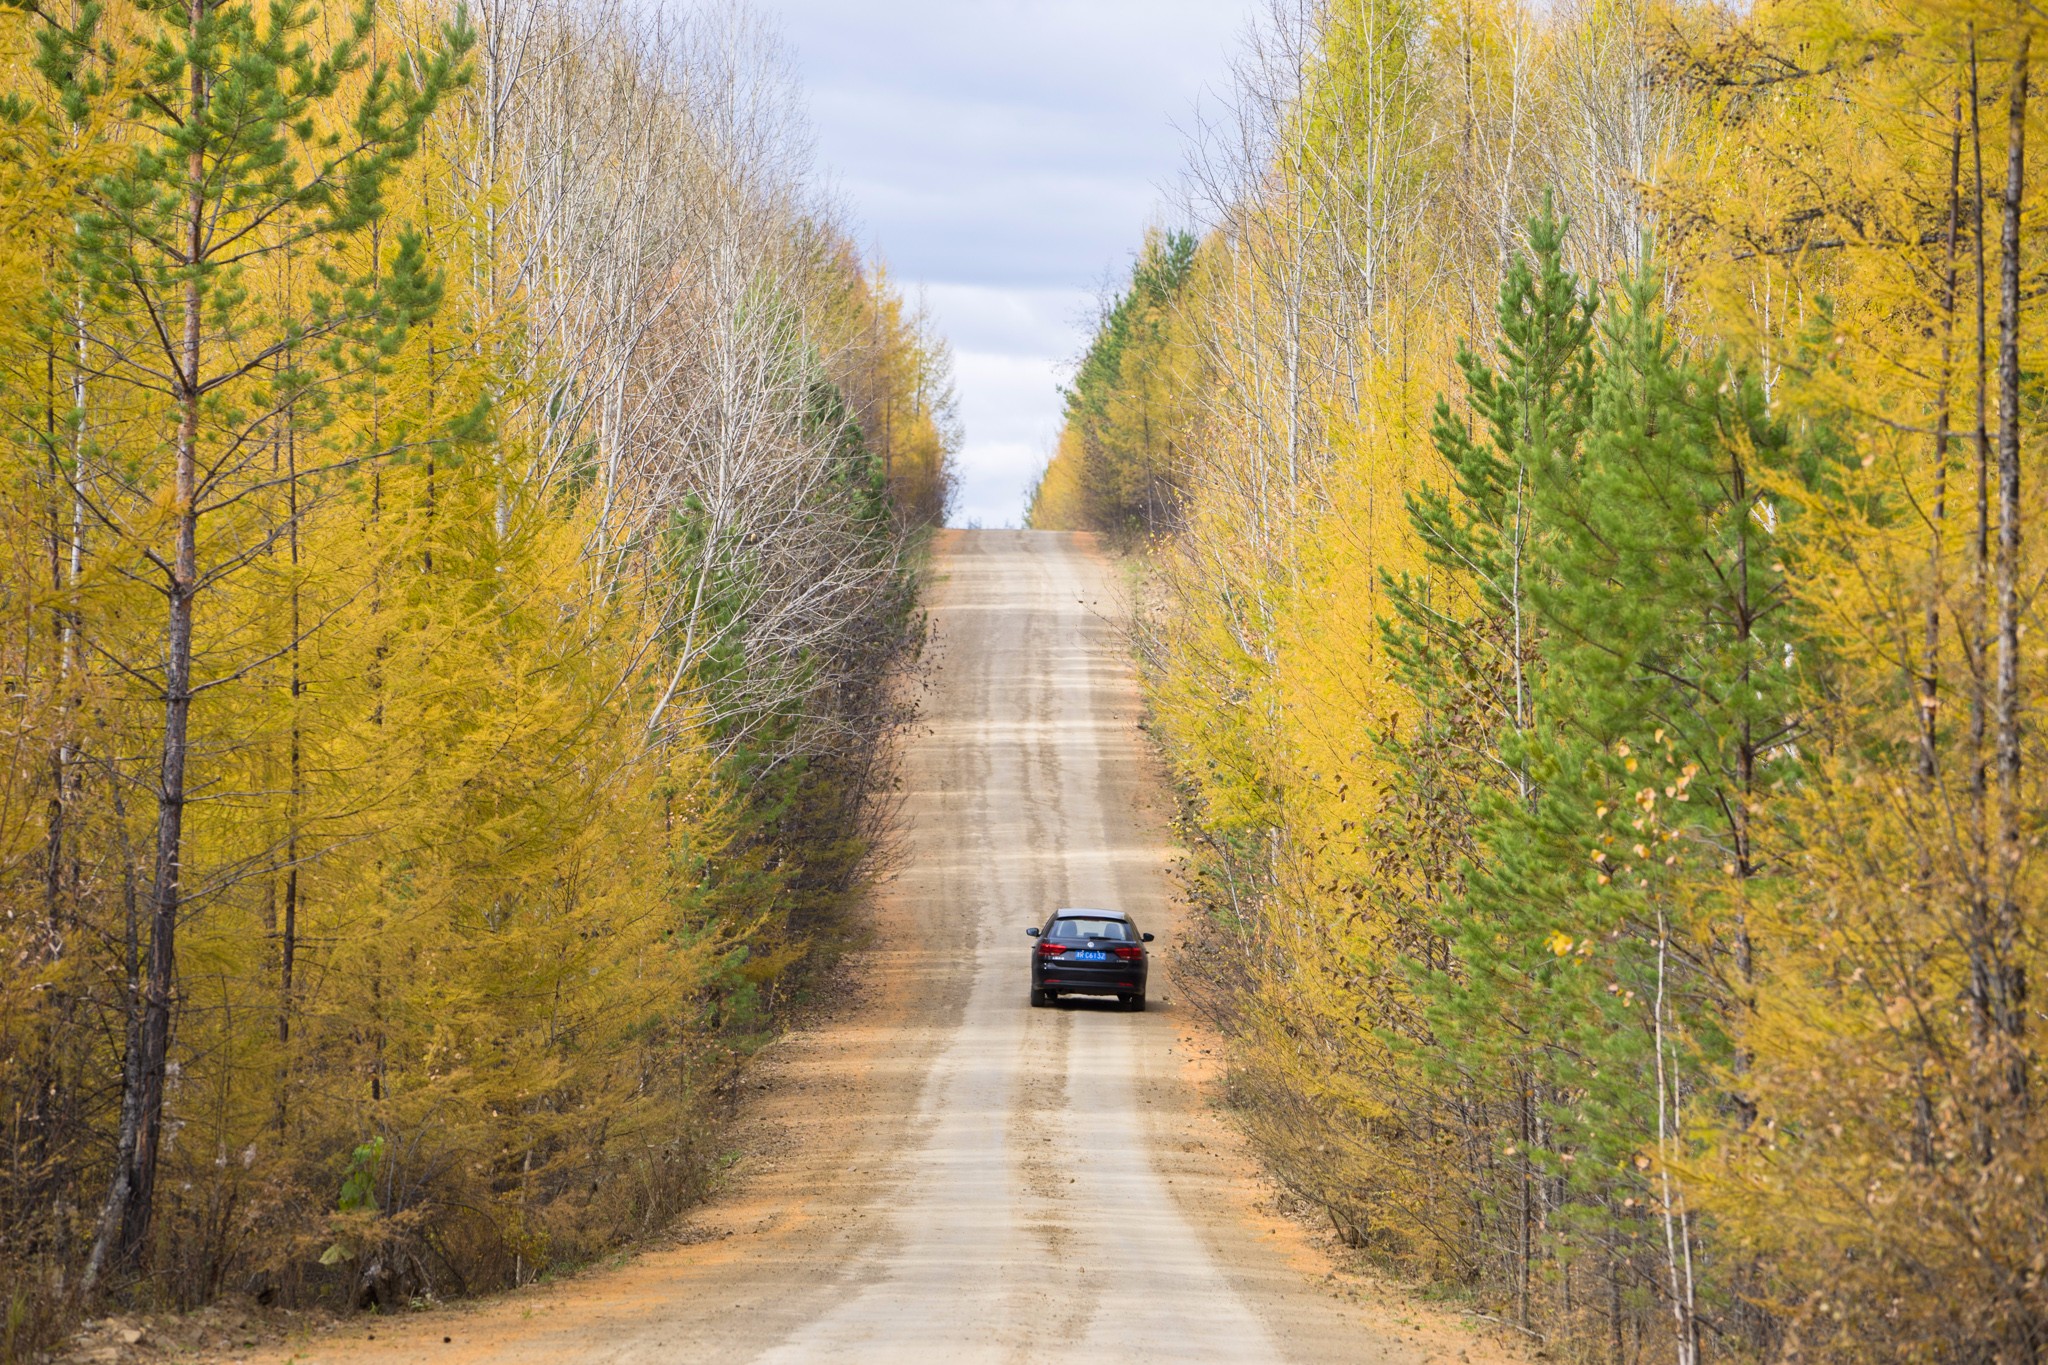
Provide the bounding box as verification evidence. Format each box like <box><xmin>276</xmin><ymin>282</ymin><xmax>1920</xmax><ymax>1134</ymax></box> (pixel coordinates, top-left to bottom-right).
<box><xmin>253</xmin><ymin>532</ymin><xmax>1489</xmax><ymax>1365</ymax></box>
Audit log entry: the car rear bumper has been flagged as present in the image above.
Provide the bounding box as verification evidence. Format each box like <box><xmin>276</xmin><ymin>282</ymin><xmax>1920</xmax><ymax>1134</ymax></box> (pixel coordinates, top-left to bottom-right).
<box><xmin>1036</xmin><ymin>963</ymin><xmax>1147</xmax><ymax>994</ymax></box>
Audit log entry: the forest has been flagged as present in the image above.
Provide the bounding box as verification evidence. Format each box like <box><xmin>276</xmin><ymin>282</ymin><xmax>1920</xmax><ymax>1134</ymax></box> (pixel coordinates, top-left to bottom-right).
<box><xmin>0</xmin><ymin>0</ymin><xmax>955</xmax><ymax>1353</ymax></box>
<box><xmin>1033</xmin><ymin>0</ymin><xmax>2048</xmax><ymax>1360</ymax></box>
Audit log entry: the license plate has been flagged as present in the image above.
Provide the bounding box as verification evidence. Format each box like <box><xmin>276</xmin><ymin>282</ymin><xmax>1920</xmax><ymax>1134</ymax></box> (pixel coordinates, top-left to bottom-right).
<box><xmin>1067</xmin><ymin>950</ymin><xmax>1109</xmax><ymax>961</ymax></box>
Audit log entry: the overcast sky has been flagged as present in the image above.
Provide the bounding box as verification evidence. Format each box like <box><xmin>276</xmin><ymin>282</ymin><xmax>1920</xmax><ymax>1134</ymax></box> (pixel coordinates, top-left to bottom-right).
<box><xmin>754</xmin><ymin>0</ymin><xmax>1258</xmax><ymax>528</ymax></box>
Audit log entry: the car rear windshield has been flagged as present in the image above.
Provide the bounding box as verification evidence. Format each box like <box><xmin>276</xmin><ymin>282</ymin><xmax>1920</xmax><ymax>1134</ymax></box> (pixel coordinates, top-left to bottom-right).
<box><xmin>1050</xmin><ymin>917</ymin><xmax>1130</xmax><ymax>941</ymax></box>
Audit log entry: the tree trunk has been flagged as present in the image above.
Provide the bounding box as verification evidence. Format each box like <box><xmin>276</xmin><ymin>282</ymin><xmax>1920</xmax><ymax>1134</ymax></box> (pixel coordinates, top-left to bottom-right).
<box><xmin>81</xmin><ymin>792</ymin><xmax>144</xmax><ymax>1293</ymax></box>
<box><xmin>114</xmin><ymin>0</ymin><xmax>206</xmax><ymax>1265</ymax></box>
<box><xmin>1994</xmin><ymin>30</ymin><xmax>2027</xmax><ymax>855</ymax></box>
<box><xmin>1925</xmin><ymin>112</ymin><xmax>1962</xmax><ymax>782</ymax></box>
<box><xmin>1991</xmin><ymin>26</ymin><xmax>2030</xmax><ymax>1095</ymax></box>
<box><xmin>1971</xmin><ymin>31</ymin><xmax>1991</xmax><ymax>809</ymax></box>
<box><xmin>280</xmin><ymin>374</ymin><xmax>300</xmax><ymax>1052</ymax></box>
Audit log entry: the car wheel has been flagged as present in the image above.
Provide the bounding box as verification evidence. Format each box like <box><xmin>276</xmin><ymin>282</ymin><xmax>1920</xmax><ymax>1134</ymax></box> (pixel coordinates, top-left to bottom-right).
<box><xmin>1030</xmin><ymin>987</ymin><xmax>1048</xmax><ymax>1007</ymax></box>
<box><xmin>1125</xmin><ymin>993</ymin><xmax>1146</xmax><ymax>1012</ymax></box>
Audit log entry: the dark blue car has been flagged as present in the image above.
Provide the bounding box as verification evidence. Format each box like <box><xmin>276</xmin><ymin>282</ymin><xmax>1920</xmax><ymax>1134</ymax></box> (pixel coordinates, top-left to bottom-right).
<box><xmin>1027</xmin><ymin>908</ymin><xmax>1152</xmax><ymax>1010</ymax></box>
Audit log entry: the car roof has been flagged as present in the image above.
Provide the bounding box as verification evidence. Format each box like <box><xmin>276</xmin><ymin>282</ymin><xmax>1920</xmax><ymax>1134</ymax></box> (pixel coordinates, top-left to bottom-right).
<box><xmin>1053</xmin><ymin>908</ymin><xmax>1129</xmax><ymax>919</ymax></box>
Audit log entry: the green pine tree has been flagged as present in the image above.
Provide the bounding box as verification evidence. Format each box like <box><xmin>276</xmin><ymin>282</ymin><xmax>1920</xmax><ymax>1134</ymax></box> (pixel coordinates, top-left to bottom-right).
<box><xmin>36</xmin><ymin>0</ymin><xmax>473</xmax><ymax>1281</ymax></box>
<box><xmin>1420</xmin><ymin>263</ymin><xmax>1806</xmax><ymax>1347</ymax></box>
<box><xmin>1377</xmin><ymin>201</ymin><xmax>1596</xmax><ymax>1319</ymax></box>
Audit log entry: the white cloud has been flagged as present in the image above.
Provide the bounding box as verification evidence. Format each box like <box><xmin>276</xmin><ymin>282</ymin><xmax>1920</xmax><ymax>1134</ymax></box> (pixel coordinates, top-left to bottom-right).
<box><xmin>920</xmin><ymin>284</ymin><xmax>1096</xmax><ymax>363</ymax></box>
<box><xmin>916</xmin><ymin>287</ymin><xmax>1095</xmax><ymax>528</ymax></box>
<box><xmin>752</xmin><ymin>0</ymin><xmax>1259</xmax><ymax>525</ymax></box>
<box><xmin>953</xmin><ymin>439</ymin><xmax>1055</xmax><ymax>531</ymax></box>
<box><xmin>953</xmin><ymin>350</ymin><xmax>1068</xmax><ymax>442</ymax></box>
<box><xmin>949</xmin><ymin>350</ymin><xmax>1069</xmax><ymax>528</ymax></box>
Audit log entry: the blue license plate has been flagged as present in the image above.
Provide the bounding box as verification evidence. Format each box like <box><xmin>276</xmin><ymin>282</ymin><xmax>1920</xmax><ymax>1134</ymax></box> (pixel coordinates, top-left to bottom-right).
<box><xmin>1068</xmin><ymin>950</ymin><xmax>1109</xmax><ymax>962</ymax></box>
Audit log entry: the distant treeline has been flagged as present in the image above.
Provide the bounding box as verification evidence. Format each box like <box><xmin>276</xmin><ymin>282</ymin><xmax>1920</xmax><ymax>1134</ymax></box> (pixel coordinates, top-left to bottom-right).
<box><xmin>0</xmin><ymin>0</ymin><xmax>956</xmax><ymax>1353</ymax></box>
<box><xmin>1035</xmin><ymin>1</ymin><xmax>2048</xmax><ymax>1360</ymax></box>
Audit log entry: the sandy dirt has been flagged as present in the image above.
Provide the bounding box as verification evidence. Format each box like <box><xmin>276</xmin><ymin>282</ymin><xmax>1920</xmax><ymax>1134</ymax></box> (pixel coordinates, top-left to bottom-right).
<box><xmin>212</xmin><ymin>530</ymin><xmax>1521</xmax><ymax>1365</ymax></box>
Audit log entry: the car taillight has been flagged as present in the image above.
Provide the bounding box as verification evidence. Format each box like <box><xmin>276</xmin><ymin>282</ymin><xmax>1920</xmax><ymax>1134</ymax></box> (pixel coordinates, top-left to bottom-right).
<box><xmin>1038</xmin><ymin>941</ymin><xmax>1064</xmax><ymax>957</ymax></box>
<box><xmin>1112</xmin><ymin>944</ymin><xmax>1143</xmax><ymax>961</ymax></box>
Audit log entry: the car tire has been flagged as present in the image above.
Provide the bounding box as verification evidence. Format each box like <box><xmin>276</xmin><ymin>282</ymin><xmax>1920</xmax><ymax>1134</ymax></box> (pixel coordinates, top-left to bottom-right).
<box><xmin>1030</xmin><ymin>987</ymin><xmax>1049</xmax><ymax>1007</ymax></box>
<box><xmin>1121</xmin><ymin>992</ymin><xmax>1146</xmax><ymax>1012</ymax></box>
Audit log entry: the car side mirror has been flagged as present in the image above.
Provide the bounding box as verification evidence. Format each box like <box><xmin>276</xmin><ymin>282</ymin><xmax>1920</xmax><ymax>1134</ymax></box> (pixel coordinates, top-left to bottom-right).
<box><xmin>1141</xmin><ymin>932</ymin><xmax>1155</xmax><ymax>942</ymax></box>
<box><xmin>1026</xmin><ymin>927</ymin><xmax>1041</xmax><ymax>937</ymax></box>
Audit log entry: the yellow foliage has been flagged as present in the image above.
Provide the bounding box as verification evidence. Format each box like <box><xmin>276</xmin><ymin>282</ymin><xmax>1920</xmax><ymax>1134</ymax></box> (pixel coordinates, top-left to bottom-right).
<box><xmin>1028</xmin><ymin>425</ymin><xmax>1092</xmax><ymax>531</ymax></box>
<box><xmin>824</xmin><ymin>256</ymin><xmax>961</xmax><ymax>527</ymax></box>
<box><xmin>1081</xmin><ymin>0</ymin><xmax>2048</xmax><ymax>1355</ymax></box>
<box><xmin>1656</xmin><ymin>2</ymin><xmax>2048</xmax><ymax>1354</ymax></box>
<box><xmin>0</xmin><ymin>0</ymin><xmax>941</xmax><ymax>1344</ymax></box>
